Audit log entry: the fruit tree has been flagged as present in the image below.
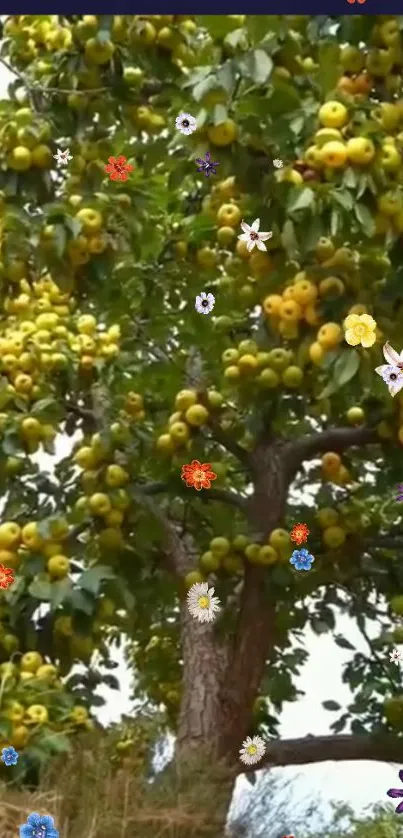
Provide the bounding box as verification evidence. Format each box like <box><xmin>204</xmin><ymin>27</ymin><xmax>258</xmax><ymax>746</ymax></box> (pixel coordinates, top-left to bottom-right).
<box><xmin>0</xmin><ymin>12</ymin><xmax>403</xmax><ymax>833</ymax></box>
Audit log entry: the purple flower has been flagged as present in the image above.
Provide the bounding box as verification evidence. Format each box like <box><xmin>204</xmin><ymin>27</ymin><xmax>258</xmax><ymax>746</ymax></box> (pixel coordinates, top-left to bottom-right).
<box><xmin>195</xmin><ymin>152</ymin><xmax>219</xmax><ymax>177</ymax></box>
<box><xmin>387</xmin><ymin>768</ymin><xmax>403</xmax><ymax>814</ymax></box>
<box><xmin>289</xmin><ymin>548</ymin><xmax>315</xmax><ymax>571</ymax></box>
<box><xmin>397</xmin><ymin>484</ymin><xmax>403</xmax><ymax>502</ymax></box>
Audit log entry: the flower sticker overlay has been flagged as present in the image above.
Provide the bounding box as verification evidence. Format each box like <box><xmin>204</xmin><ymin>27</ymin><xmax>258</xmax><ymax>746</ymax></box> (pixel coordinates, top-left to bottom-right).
<box><xmin>181</xmin><ymin>460</ymin><xmax>217</xmax><ymax>491</ymax></box>
<box><xmin>238</xmin><ymin>219</ymin><xmax>272</xmax><ymax>253</ymax></box>
<box><xmin>195</xmin><ymin>292</ymin><xmax>215</xmax><ymax>315</ymax></box>
<box><xmin>396</xmin><ymin>484</ymin><xmax>403</xmax><ymax>502</ymax></box>
<box><xmin>375</xmin><ymin>343</ymin><xmax>403</xmax><ymax>397</ymax></box>
<box><xmin>20</xmin><ymin>812</ymin><xmax>59</xmax><ymax>838</ymax></box>
<box><xmin>387</xmin><ymin>768</ymin><xmax>403</xmax><ymax>814</ymax></box>
<box><xmin>0</xmin><ymin>563</ymin><xmax>14</xmax><ymax>589</ymax></box>
<box><xmin>195</xmin><ymin>151</ymin><xmax>219</xmax><ymax>177</ymax></box>
<box><xmin>1</xmin><ymin>745</ymin><xmax>19</xmax><ymax>765</ymax></box>
<box><xmin>53</xmin><ymin>148</ymin><xmax>72</xmax><ymax>166</ymax></box>
<box><xmin>239</xmin><ymin>735</ymin><xmax>266</xmax><ymax>766</ymax></box>
<box><xmin>104</xmin><ymin>155</ymin><xmax>134</xmax><ymax>182</ymax></box>
<box><xmin>344</xmin><ymin>313</ymin><xmax>376</xmax><ymax>348</ymax></box>
<box><xmin>175</xmin><ymin>112</ymin><xmax>197</xmax><ymax>135</ymax></box>
<box><xmin>273</xmin><ymin>158</ymin><xmax>283</xmax><ymax>168</ymax></box>
<box><xmin>290</xmin><ymin>548</ymin><xmax>315</xmax><ymax>571</ymax></box>
<box><xmin>290</xmin><ymin>523</ymin><xmax>310</xmax><ymax>546</ymax></box>
<box><xmin>390</xmin><ymin>648</ymin><xmax>403</xmax><ymax>665</ymax></box>
<box><xmin>187</xmin><ymin>581</ymin><xmax>221</xmax><ymax>623</ymax></box>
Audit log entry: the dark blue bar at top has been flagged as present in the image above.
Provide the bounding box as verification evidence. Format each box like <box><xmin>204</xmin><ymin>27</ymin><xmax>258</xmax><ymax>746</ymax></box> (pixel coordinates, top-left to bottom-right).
<box><xmin>0</xmin><ymin>4</ymin><xmax>399</xmax><ymax>14</ymax></box>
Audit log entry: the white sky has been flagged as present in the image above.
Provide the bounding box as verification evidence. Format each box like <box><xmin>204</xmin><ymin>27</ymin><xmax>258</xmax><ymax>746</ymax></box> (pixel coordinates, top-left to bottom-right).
<box><xmin>0</xmin><ymin>57</ymin><xmax>400</xmax><ymax>822</ymax></box>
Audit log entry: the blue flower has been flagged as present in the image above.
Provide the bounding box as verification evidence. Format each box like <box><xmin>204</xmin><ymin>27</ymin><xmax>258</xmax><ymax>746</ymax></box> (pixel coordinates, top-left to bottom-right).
<box><xmin>19</xmin><ymin>813</ymin><xmax>59</xmax><ymax>838</ymax></box>
<box><xmin>289</xmin><ymin>548</ymin><xmax>315</xmax><ymax>571</ymax></box>
<box><xmin>1</xmin><ymin>745</ymin><xmax>19</xmax><ymax>765</ymax></box>
<box><xmin>195</xmin><ymin>152</ymin><xmax>219</xmax><ymax>177</ymax></box>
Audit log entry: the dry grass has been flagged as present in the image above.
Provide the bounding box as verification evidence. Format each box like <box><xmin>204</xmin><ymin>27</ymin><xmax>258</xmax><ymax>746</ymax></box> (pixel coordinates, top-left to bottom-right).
<box><xmin>0</xmin><ymin>735</ymin><xmax>232</xmax><ymax>838</ymax></box>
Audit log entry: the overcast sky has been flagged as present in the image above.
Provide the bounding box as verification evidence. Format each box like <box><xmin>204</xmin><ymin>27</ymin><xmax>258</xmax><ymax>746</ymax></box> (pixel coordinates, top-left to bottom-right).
<box><xmin>0</xmin><ymin>56</ymin><xmax>400</xmax><ymax>823</ymax></box>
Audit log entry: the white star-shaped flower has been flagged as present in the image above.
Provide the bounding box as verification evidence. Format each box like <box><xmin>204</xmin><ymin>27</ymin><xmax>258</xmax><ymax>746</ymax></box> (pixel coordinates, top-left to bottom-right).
<box><xmin>390</xmin><ymin>648</ymin><xmax>403</xmax><ymax>665</ymax></box>
<box><xmin>53</xmin><ymin>147</ymin><xmax>73</xmax><ymax>166</ymax></box>
<box><xmin>187</xmin><ymin>582</ymin><xmax>221</xmax><ymax>623</ymax></box>
<box><xmin>239</xmin><ymin>735</ymin><xmax>266</xmax><ymax>766</ymax></box>
<box><xmin>273</xmin><ymin>158</ymin><xmax>283</xmax><ymax>168</ymax></box>
<box><xmin>375</xmin><ymin>343</ymin><xmax>403</xmax><ymax>397</ymax></box>
<box><xmin>175</xmin><ymin>112</ymin><xmax>197</xmax><ymax>135</ymax></box>
<box><xmin>238</xmin><ymin>219</ymin><xmax>272</xmax><ymax>253</ymax></box>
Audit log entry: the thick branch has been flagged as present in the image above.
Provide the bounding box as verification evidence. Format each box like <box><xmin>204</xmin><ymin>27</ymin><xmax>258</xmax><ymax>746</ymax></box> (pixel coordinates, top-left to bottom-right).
<box><xmin>246</xmin><ymin>733</ymin><xmax>403</xmax><ymax>772</ymax></box>
<box><xmin>288</xmin><ymin>425</ymin><xmax>379</xmax><ymax>468</ymax></box>
<box><xmin>207</xmin><ymin>418</ymin><xmax>251</xmax><ymax>469</ymax></box>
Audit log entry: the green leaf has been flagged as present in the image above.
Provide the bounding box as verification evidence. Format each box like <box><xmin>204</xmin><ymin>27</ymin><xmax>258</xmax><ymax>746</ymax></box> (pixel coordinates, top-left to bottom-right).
<box><xmin>238</xmin><ymin>49</ymin><xmax>273</xmax><ymax>84</ymax></box>
<box><xmin>50</xmin><ymin>578</ymin><xmax>73</xmax><ymax>610</ymax></box>
<box><xmin>281</xmin><ymin>219</ymin><xmax>298</xmax><ymax>257</ymax></box>
<box><xmin>213</xmin><ymin>104</ymin><xmax>228</xmax><ymax>126</ymax></box>
<box><xmin>354</xmin><ymin>203</ymin><xmax>375</xmax><ymax>237</ymax></box>
<box><xmin>333</xmin><ymin>349</ymin><xmax>360</xmax><ymax>388</ymax></box>
<box><xmin>322</xmin><ymin>699</ymin><xmax>341</xmax><ymax>711</ymax></box>
<box><xmin>332</xmin><ymin>190</ymin><xmax>353</xmax><ymax>211</ymax></box>
<box><xmin>335</xmin><ymin>635</ymin><xmax>355</xmax><ymax>651</ymax></box>
<box><xmin>318</xmin><ymin>42</ymin><xmax>340</xmax><ymax>94</ymax></box>
<box><xmin>196</xmin><ymin>16</ymin><xmax>242</xmax><ymax>39</ymax></box>
<box><xmin>28</xmin><ymin>575</ymin><xmax>52</xmax><ymax>601</ymax></box>
<box><xmin>78</xmin><ymin>565</ymin><xmax>116</xmax><ymax>596</ymax></box>
<box><xmin>39</xmin><ymin>732</ymin><xmax>71</xmax><ymax>754</ymax></box>
<box><xmin>287</xmin><ymin>188</ymin><xmax>314</xmax><ymax>214</ymax></box>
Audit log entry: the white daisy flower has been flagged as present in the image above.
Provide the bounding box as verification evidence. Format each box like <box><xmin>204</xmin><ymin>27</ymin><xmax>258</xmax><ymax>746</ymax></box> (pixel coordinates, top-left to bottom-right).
<box><xmin>53</xmin><ymin>147</ymin><xmax>73</xmax><ymax>166</ymax></box>
<box><xmin>238</xmin><ymin>219</ymin><xmax>272</xmax><ymax>253</ymax></box>
<box><xmin>195</xmin><ymin>292</ymin><xmax>215</xmax><ymax>315</ymax></box>
<box><xmin>187</xmin><ymin>582</ymin><xmax>221</xmax><ymax>623</ymax></box>
<box><xmin>239</xmin><ymin>735</ymin><xmax>266</xmax><ymax>766</ymax></box>
<box><xmin>390</xmin><ymin>648</ymin><xmax>403</xmax><ymax>665</ymax></box>
<box><xmin>273</xmin><ymin>158</ymin><xmax>283</xmax><ymax>168</ymax></box>
<box><xmin>175</xmin><ymin>112</ymin><xmax>197</xmax><ymax>135</ymax></box>
<box><xmin>375</xmin><ymin>343</ymin><xmax>403</xmax><ymax>397</ymax></box>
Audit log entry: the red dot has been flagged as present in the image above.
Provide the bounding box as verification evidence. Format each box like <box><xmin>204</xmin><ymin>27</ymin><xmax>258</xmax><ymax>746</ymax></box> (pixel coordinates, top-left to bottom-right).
<box><xmin>357</xmin><ymin>0</ymin><xmax>366</xmax><ymax>4</ymax></box>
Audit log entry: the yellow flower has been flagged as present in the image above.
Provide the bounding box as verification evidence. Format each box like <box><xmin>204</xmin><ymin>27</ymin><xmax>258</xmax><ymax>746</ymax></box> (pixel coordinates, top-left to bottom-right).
<box><xmin>344</xmin><ymin>313</ymin><xmax>377</xmax><ymax>348</ymax></box>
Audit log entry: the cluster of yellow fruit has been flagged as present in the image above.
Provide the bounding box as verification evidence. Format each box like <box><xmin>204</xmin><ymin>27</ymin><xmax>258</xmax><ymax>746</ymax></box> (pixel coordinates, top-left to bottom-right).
<box><xmin>222</xmin><ymin>340</ymin><xmax>304</xmax><ymax>389</ymax></box>
<box><xmin>0</xmin><ymin>278</ymin><xmax>120</xmax><ymax>399</ymax></box>
<box><xmin>279</xmin><ymin>93</ymin><xmax>403</xmax><ymax>200</ymax></box>
<box><xmin>156</xmin><ymin>388</ymin><xmax>223</xmax><ymax>456</ymax></box>
<box><xmin>0</xmin><ymin>107</ymin><xmax>53</xmax><ymax>173</ymax></box>
<box><xmin>321</xmin><ymin>452</ymin><xmax>352</xmax><ymax>489</ymax></box>
<box><xmin>183</xmin><ymin>529</ymin><xmax>295</xmax><ymax>584</ymax></box>
<box><xmin>44</xmin><ymin>207</ymin><xmax>109</xmax><ymax>268</ymax></box>
<box><xmin>316</xmin><ymin>505</ymin><xmax>348</xmax><ymax>550</ymax></box>
<box><xmin>122</xmin><ymin>391</ymin><xmax>146</xmax><ymax>422</ymax></box>
<box><xmin>0</xmin><ymin>652</ymin><xmax>91</xmax><ymax>753</ymax></box>
<box><xmin>0</xmin><ymin>517</ymin><xmax>71</xmax><ymax>578</ymax></box>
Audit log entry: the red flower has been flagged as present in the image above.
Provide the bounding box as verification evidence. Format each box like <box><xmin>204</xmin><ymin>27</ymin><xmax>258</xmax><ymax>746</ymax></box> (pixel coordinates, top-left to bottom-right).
<box><xmin>290</xmin><ymin>523</ymin><xmax>309</xmax><ymax>546</ymax></box>
<box><xmin>104</xmin><ymin>155</ymin><xmax>134</xmax><ymax>182</ymax></box>
<box><xmin>181</xmin><ymin>460</ymin><xmax>217</xmax><ymax>491</ymax></box>
<box><xmin>0</xmin><ymin>563</ymin><xmax>14</xmax><ymax>590</ymax></box>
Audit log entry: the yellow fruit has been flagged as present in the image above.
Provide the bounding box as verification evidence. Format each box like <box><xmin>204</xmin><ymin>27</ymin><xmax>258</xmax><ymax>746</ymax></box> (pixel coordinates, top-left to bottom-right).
<box><xmin>31</xmin><ymin>144</ymin><xmax>53</xmax><ymax>168</ymax></box>
<box><xmin>321</xmin><ymin>452</ymin><xmax>342</xmax><ymax>474</ymax></box>
<box><xmin>263</xmin><ymin>294</ymin><xmax>282</xmax><ymax>316</ymax></box>
<box><xmin>0</xmin><ymin>522</ymin><xmax>21</xmax><ymax>549</ymax></box>
<box><xmin>238</xmin><ymin>354</ymin><xmax>258</xmax><ymax>374</ymax></box>
<box><xmin>25</xmin><ymin>704</ymin><xmax>49</xmax><ymax>725</ymax></box>
<box><xmin>315</xmin><ymin>127</ymin><xmax>343</xmax><ymax>146</ymax></box>
<box><xmin>317</xmin><ymin>322</ymin><xmax>343</xmax><ymax>349</ymax></box>
<box><xmin>222</xmin><ymin>348</ymin><xmax>239</xmax><ymax>365</ymax></box>
<box><xmin>47</xmin><ymin>554</ymin><xmax>70</xmax><ymax>579</ymax></box>
<box><xmin>175</xmin><ymin>389</ymin><xmax>198</xmax><ymax>412</ymax></box>
<box><xmin>309</xmin><ymin>342</ymin><xmax>324</xmax><ymax>364</ymax></box>
<box><xmin>21</xmin><ymin>417</ymin><xmax>42</xmax><ymax>439</ymax></box>
<box><xmin>389</xmin><ymin>596</ymin><xmax>403</xmax><ymax>616</ymax></box>
<box><xmin>22</xmin><ymin>522</ymin><xmax>43</xmax><ymax>550</ymax></box>
<box><xmin>8</xmin><ymin>146</ymin><xmax>32</xmax><ymax>171</ymax></box>
<box><xmin>36</xmin><ymin>663</ymin><xmax>58</xmax><ymax>682</ymax></box>
<box><xmin>70</xmin><ymin>705</ymin><xmax>89</xmax><ymax>725</ymax></box>
<box><xmin>216</xmin><ymin>203</ymin><xmax>242</xmax><ymax>228</ymax></box>
<box><xmin>184</xmin><ymin>570</ymin><xmax>205</xmax><ymax>589</ymax></box>
<box><xmin>105</xmin><ymin>464</ymin><xmax>129</xmax><ymax>488</ymax></box>
<box><xmin>319</xmin><ymin>101</ymin><xmax>348</xmax><ymax>128</ymax></box>
<box><xmin>346</xmin><ymin>137</ymin><xmax>375</xmax><ymax>165</ymax></box>
<box><xmin>54</xmin><ymin>615</ymin><xmax>73</xmax><ymax>636</ymax></box>
<box><xmin>206</xmin><ymin>390</ymin><xmax>224</xmax><ymax>410</ymax></box>
<box><xmin>380</xmin><ymin>143</ymin><xmax>401</xmax><ymax>172</ymax></box>
<box><xmin>199</xmin><ymin>551</ymin><xmax>221</xmax><ymax>573</ymax></box>
<box><xmin>76</xmin><ymin>208</ymin><xmax>103</xmax><ymax>234</ymax></box>
<box><xmin>217</xmin><ymin>226</ymin><xmax>236</xmax><ymax>246</ymax></box>
<box><xmin>169</xmin><ymin>421</ymin><xmax>190</xmax><ymax>444</ymax></box>
<box><xmin>316</xmin><ymin>508</ymin><xmax>339</xmax><ymax>529</ymax></box>
<box><xmin>244</xmin><ymin>543</ymin><xmax>261</xmax><ymax>563</ymax></box>
<box><xmin>156</xmin><ymin>433</ymin><xmax>175</xmax><ymax>454</ymax></box>
<box><xmin>346</xmin><ymin>406</ymin><xmax>365</xmax><ymax>425</ymax></box>
<box><xmin>10</xmin><ymin>724</ymin><xmax>29</xmax><ymax>748</ymax></box>
<box><xmin>224</xmin><ymin>365</ymin><xmax>240</xmax><ymax>381</ymax></box>
<box><xmin>185</xmin><ymin>404</ymin><xmax>209</xmax><ymax>427</ymax></box>
<box><xmin>269</xmin><ymin>529</ymin><xmax>290</xmax><ymax>552</ymax></box>
<box><xmin>258</xmin><ymin>368</ymin><xmax>280</xmax><ymax>388</ymax></box>
<box><xmin>304</xmin><ymin>145</ymin><xmax>322</xmax><ymax>170</ymax></box>
<box><xmin>238</xmin><ymin>339</ymin><xmax>258</xmax><ymax>356</ymax></box>
<box><xmin>282</xmin><ymin>365</ymin><xmax>303</xmax><ymax>388</ymax></box>
<box><xmin>20</xmin><ymin>651</ymin><xmax>43</xmax><ymax>673</ymax></box>
<box><xmin>4</xmin><ymin>702</ymin><xmax>25</xmax><ymax>723</ymax></box>
<box><xmin>378</xmin><ymin>191</ymin><xmax>402</xmax><ymax>217</ymax></box>
<box><xmin>322</xmin><ymin>526</ymin><xmax>346</xmax><ymax>549</ymax></box>
<box><xmin>256</xmin><ymin>545</ymin><xmax>278</xmax><ymax>565</ymax></box>
<box><xmin>74</xmin><ymin>447</ymin><xmax>97</xmax><ymax>469</ymax></box>
<box><xmin>88</xmin><ymin>493</ymin><xmax>112</xmax><ymax>516</ymax></box>
<box><xmin>319</xmin><ymin>277</ymin><xmax>345</xmax><ymax>297</ymax></box>
<box><xmin>292</xmin><ymin>279</ymin><xmax>317</xmax><ymax>306</ymax></box>
<box><xmin>85</xmin><ymin>37</ymin><xmax>115</xmax><ymax>65</ymax></box>
<box><xmin>196</xmin><ymin>246</ymin><xmax>217</xmax><ymax>269</ymax></box>
<box><xmin>278</xmin><ymin>300</ymin><xmax>303</xmax><ymax>322</ymax></box>
<box><xmin>320</xmin><ymin>141</ymin><xmax>347</xmax><ymax>168</ymax></box>
<box><xmin>280</xmin><ymin>168</ymin><xmax>303</xmax><ymax>185</ymax></box>
<box><xmin>207</xmin><ymin>119</ymin><xmax>238</xmax><ymax>146</ymax></box>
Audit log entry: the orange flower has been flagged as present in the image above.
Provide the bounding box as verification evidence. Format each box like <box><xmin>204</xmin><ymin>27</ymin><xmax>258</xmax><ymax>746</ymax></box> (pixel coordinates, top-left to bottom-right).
<box><xmin>181</xmin><ymin>460</ymin><xmax>217</xmax><ymax>491</ymax></box>
<box><xmin>104</xmin><ymin>155</ymin><xmax>134</xmax><ymax>182</ymax></box>
<box><xmin>0</xmin><ymin>563</ymin><xmax>14</xmax><ymax>590</ymax></box>
<box><xmin>290</xmin><ymin>523</ymin><xmax>309</xmax><ymax>546</ymax></box>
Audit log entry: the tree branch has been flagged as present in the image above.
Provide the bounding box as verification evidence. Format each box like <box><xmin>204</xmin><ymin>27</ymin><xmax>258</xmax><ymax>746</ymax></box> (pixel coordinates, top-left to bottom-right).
<box><xmin>207</xmin><ymin>418</ymin><xmax>251</xmax><ymax>469</ymax></box>
<box><xmin>245</xmin><ymin>733</ymin><xmax>403</xmax><ymax>772</ymax></box>
<box><xmin>287</xmin><ymin>425</ymin><xmax>379</xmax><ymax>468</ymax></box>
<box><xmin>141</xmin><ymin>481</ymin><xmax>247</xmax><ymax>510</ymax></box>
